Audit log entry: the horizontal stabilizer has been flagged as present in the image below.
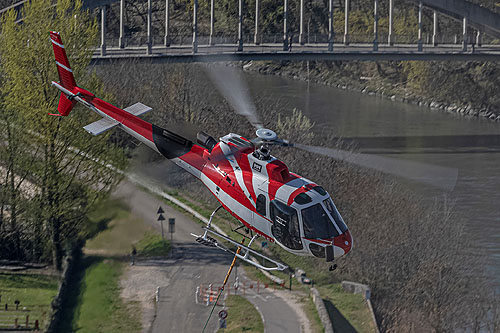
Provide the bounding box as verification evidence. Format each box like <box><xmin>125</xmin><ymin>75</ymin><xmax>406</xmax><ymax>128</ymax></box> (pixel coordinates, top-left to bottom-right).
<box><xmin>124</xmin><ymin>102</ymin><xmax>152</xmax><ymax>117</ymax></box>
<box><xmin>83</xmin><ymin>117</ymin><xmax>119</xmax><ymax>136</ymax></box>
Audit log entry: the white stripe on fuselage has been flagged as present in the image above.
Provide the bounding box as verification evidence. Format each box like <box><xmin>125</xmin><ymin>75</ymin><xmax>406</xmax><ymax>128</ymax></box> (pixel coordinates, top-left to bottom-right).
<box><xmin>275</xmin><ymin>177</ymin><xmax>309</xmax><ymax>204</ymax></box>
<box><xmin>220</xmin><ymin>143</ymin><xmax>255</xmax><ymax>208</ymax></box>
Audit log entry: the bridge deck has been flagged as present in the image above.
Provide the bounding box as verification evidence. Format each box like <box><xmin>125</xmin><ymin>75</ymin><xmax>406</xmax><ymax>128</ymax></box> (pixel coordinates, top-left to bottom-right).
<box><xmin>92</xmin><ymin>43</ymin><xmax>500</xmax><ymax>63</ymax></box>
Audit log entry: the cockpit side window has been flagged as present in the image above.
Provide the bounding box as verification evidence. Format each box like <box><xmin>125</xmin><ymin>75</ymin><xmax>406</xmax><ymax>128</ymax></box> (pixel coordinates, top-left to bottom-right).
<box><xmin>323</xmin><ymin>198</ymin><xmax>348</xmax><ymax>233</ymax></box>
<box><xmin>301</xmin><ymin>203</ymin><xmax>339</xmax><ymax>239</ymax></box>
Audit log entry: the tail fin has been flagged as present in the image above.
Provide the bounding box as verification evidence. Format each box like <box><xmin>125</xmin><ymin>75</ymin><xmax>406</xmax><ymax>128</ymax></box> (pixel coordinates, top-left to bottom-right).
<box><xmin>50</xmin><ymin>31</ymin><xmax>77</xmax><ymax>116</ymax></box>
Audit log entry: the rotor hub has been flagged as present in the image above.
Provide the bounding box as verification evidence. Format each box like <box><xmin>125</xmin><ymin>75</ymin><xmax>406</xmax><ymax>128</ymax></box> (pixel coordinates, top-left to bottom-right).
<box><xmin>256</xmin><ymin>128</ymin><xmax>278</xmax><ymax>142</ymax></box>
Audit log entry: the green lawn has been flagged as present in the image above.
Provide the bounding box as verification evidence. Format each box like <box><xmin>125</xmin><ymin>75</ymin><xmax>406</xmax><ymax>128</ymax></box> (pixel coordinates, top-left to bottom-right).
<box><xmin>135</xmin><ymin>232</ymin><xmax>170</xmax><ymax>257</ymax></box>
<box><xmin>317</xmin><ymin>284</ymin><xmax>376</xmax><ymax>333</ymax></box>
<box><xmin>58</xmin><ymin>198</ymin><xmax>162</xmax><ymax>332</ymax></box>
<box><xmin>66</xmin><ymin>258</ymin><xmax>141</xmax><ymax>333</ymax></box>
<box><xmin>85</xmin><ymin>199</ymin><xmax>154</xmax><ymax>257</ymax></box>
<box><xmin>0</xmin><ymin>274</ymin><xmax>58</xmax><ymax>329</ymax></box>
<box><xmin>223</xmin><ymin>295</ymin><xmax>264</xmax><ymax>332</ymax></box>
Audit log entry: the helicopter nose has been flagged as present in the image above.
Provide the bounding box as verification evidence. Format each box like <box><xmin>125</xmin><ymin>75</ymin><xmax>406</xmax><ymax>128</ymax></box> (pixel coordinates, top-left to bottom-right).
<box><xmin>334</xmin><ymin>230</ymin><xmax>353</xmax><ymax>255</ymax></box>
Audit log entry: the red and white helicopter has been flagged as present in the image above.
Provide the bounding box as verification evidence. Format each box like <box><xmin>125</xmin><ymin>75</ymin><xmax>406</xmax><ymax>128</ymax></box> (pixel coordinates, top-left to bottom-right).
<box><xmin>49</xmin><ymin>32</ymin><xmax>457</xmax><ymax>272</ymax></box>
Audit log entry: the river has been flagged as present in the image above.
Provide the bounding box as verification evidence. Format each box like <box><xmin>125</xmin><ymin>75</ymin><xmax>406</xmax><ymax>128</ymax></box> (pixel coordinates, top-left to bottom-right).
<box><xmin>242</xmin><ymin>71</ymin><xmax>500</xmax><ymax>285</ymax></box>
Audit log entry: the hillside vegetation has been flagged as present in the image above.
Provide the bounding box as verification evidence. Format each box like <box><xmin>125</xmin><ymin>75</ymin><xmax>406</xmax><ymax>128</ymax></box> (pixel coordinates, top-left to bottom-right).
<box><xmin>96</xmin><ymin>61</ymin><xmax>500</xmax><ymax>332</ymax></box>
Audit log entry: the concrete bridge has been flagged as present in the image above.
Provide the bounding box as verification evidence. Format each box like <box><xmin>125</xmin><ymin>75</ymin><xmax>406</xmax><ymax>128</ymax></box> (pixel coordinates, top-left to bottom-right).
<box><xmin>3</xmin><ymin>0</ymin><xmax>500</xmax><ymax>62</ymax></box>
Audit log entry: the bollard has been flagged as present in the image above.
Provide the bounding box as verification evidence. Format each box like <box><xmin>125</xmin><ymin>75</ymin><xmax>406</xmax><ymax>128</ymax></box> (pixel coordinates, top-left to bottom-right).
<box><xmin>34</xmin><ymin>319</ymin><xmax>39</xmax><ymax>330</ymax></box>
<box><xmin>257</xmin><ymin>281</ymin><xmax>260</xmax><ymax>293</ymax></box>
<box><xmin>25</xmin><ymin>315</ymin><xmax>29</xmax><ymax>328</ymax></box>
<box><xmin>5</xmin><ymin>303</ymin><xmax>7</xmax><ymax>311</ymax></box>
<box><xmin>155</xmin><ymin>287</ymin><xmax>160</xmax><ymax>303</ymax></box>
<box><xmin>14</xmin><ymin>318</ymin><xmax>18</xmax><ymax>328</ymax></box>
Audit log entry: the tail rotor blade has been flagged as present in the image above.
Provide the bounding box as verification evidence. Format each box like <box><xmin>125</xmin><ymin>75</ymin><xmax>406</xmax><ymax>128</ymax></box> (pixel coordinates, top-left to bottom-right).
<box><xmin>204</xmin><ymin>65</ymin><xmax>264</xmax><ymax>129</ymax></box>
<box><xmin>294</xmin><ymin>143</ymin><xmax>458</xmax><ymax>192</ymax></box>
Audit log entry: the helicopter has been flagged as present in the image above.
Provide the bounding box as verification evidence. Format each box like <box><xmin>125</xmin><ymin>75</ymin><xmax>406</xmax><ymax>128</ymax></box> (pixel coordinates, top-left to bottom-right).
<box><xmin>49</xmin><ymin>31</ymin><xmax>457</xmax><ymax>272</ymax></box>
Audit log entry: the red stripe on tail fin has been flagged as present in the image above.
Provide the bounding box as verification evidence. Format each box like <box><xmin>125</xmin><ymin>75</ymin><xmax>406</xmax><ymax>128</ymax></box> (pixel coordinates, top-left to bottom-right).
<box><xmin>50</xmin><ymin>31</ymin><xmax>76</xmax><ymax>90</ymax></box>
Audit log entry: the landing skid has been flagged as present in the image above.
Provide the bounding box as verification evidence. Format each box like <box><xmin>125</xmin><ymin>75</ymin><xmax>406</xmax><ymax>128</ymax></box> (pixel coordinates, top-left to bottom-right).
<box><xmin>190</xmin><ymin>206</ymin><xmax>288</xmax><ymax>272</ymax></box>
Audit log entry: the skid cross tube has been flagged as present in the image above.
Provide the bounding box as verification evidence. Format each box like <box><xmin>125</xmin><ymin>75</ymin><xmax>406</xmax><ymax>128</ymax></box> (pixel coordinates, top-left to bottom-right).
<box><xmin>203</xmin><ymin>227</ymin><xmax>288</xmax><ymax>271</ymax></box>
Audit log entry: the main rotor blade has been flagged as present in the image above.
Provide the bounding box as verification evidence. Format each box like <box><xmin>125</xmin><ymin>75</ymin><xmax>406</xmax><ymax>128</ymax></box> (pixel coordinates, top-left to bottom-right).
<box><xmin>294</xmin><ymin>143</ymin><xmax>458</xmax><ymax>192</ymax></box>
<box><xmin>204</xmin><ymin>64</ymin><xmax>264</xmax><ymax>129</ymax></box>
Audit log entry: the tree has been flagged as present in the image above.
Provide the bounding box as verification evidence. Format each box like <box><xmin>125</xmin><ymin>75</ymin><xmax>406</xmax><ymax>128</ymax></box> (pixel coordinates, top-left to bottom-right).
<box><xmin>0</xmin><ymin>0</ymin><xmax>126</xmax><ymax>269</ymax></box>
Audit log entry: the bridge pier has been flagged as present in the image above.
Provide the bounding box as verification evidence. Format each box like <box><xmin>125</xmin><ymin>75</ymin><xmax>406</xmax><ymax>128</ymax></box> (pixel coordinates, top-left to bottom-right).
<box><xmin>373</xmin><ymin>0</ymin><xmax>378</xmax><ymax>51</ymax></box>
<box><xmin>344</xmin><ymin>0</ymin><xmax>350</xmax><ymax>45</ymax></box>
<box><xmin>463</xmin><ymin>16</ymin><xmax>468</xmax><ymax>52</ymax></box>
<box><xmin>476</xmin><ymin>30</ymin><xmax>482</xmax><ymax>47</ymax></box>
<box><xmin>328</xmin><ymin>0</ymin><xmax>334</xmax><ymax>51</ymax></box>
<box><xmin>147</xmin><ymin>0</ymin><xmax>152</xmax><ymax>55</ymax></box>
<box><xmin>165</xmin><ymin>0</ymin><xmax>171</xmax><ymax>47</ymax></box>
<box><xmin>432</xmin><ymin>11</ymin><xmax>438</xmax><ymax>46</ymax></box>
<box><xmin>388</xmin><ymin>0</ymin><xmax>393</xmax><ymax>46</ymax></box>
<box><xmin>283</xmin><ymin>0</ymin><xmax>288</xmax><ymax>51</ymax></box>
<box><xmin>209</xmin><ymin>0</ymin><xmax>214</xmax><ymax>45</ymax></box>
<box><xmin>193</xmin><ymin>0</ymin><xmax>198</xmax><ymax>53</ymax></box>
<box><xmin>255</xmin><ymin>0</ymin><xmax>260</xmax><ymax>44</ymax></box>
<box><xmin>299</xmin><ymin>0</ymin><xmax>305</xmax><ymax>45</ymax></box>
<box><xmin>119</xmin><ymin>0</ymin><xmax>124</xmax><ymax>48</ymax></box>
<box><xmin>100</xmin><ymin>6</ymin><xmax>106</xmax><ymax>56</ymax></box>
<box><xmin>417</xmin><ymin>1</ymin><xmax>423</xmax><ymax>51</ymax></box>
<box><xmin>238</xmin><ymin>0</ymin><xmax>243</xmax><ymax>51</ymax></box>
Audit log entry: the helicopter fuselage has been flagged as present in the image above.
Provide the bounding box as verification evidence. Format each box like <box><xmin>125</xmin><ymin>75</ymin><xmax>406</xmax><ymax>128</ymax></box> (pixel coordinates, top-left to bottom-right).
<box><xmin>163</xmin><ymin>131</ymin><xmax>353</xmax><ymax>262</ymax></box>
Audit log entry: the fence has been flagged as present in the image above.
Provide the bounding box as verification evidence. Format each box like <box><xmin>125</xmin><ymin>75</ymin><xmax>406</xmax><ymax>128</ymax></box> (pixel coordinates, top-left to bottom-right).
<box><xmin>0</xmin><ymin>304</ymin><xmax>43</xmax><ymax>330</ymax></box>
<box><xmin>195</xmin><ymin>280</ymin><xmax>269</xmax><ymax>306</ymax></box>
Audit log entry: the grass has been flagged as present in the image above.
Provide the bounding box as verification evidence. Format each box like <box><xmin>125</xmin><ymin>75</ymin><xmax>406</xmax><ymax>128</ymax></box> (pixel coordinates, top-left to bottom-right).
<box><xmin>0</xmin><ymin>274</ymin><xmax>58</xmax><ymax>329</ymax></box>
<box><xmin>135</xmin><ymin>232</ymin><xmax>170</xmax><ymax>257</ymax></box>
<box><xmin>63</xmin><ymin>258</ymin><xmax>141</xmax><ymax>333</ymax></box>
<box><xmin>85</xmin><ymin>199</ymin><xmax>154</xmax><ymax>257</ymax></box>
<box><xmin>58</xmin><ymin>197</ymin><xmax>164</xmax><ymax>332</ymax></box>
<box><xmin>222</xmin><ymin>295</ymin><xmax>264</xmax><ymax>332</ymax></box>
<box><xmin>303</xmin><ymin>295</ymin><xmax>325</xmax><ymax>333</ymax></box>
<box><xmin>317</xmin><ymin>284</ymin><xmax>376</xmax><ymax>333</ymax></box>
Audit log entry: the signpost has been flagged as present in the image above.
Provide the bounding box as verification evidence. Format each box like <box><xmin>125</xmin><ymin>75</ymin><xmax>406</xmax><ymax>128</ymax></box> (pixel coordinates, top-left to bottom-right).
<box><xmin>168</xmin><ymin>218</ymin><xmax>175</xmax><ymax>243</ymax></box>
<box><xmin>218</xmin><ymin>309</ymin><xmax>228</xmax><ymax>329</ymax></box>
<box><xmin>158</xmin><ymin>213</ymin><xmax>165</xmax><ymax>239</ymax></box>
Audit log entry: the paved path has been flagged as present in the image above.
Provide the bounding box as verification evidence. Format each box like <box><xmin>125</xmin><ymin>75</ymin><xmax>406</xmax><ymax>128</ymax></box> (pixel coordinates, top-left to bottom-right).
<box><xmin>114</xmin><ymin>179</ymin><xmax>304</xmax><ymax>333</ymax></box>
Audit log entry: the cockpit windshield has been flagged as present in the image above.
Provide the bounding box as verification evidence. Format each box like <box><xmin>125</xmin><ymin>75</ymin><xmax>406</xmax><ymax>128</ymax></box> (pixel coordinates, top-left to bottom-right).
<box><xmin>301</xmin><ymin>203</ymin><xmax>339</xmax><ymax>239</ymax></box>
<box><xmin>323</xmin><ymin>198</ymin><xmax>348</xmax><ymax>233</ymax></box>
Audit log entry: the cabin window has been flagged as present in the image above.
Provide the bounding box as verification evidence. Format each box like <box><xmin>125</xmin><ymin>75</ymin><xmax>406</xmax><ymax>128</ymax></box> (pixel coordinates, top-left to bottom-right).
<box><xmin>301</xmin><ymin>203</ymin><xmax>339</xmax><ymax>239</ymax></box>
<box><xmin>256</xmin><ymin>194</ymin><xmax>267</xmax><ymax>216</ymax></box>
<box><xmin>312</xmin><ymin>186</ymin><xmax>327</xmax><ymax>196</ymax></box>
<box><xmin>294</xmin><ymin>193</ymin><xmax>312</xmax><ymax>205</ymax></box>
<box><xmin>270</xmin><ymin>200</ymin><xmax>303</xmax><ymax>250</ymax></box>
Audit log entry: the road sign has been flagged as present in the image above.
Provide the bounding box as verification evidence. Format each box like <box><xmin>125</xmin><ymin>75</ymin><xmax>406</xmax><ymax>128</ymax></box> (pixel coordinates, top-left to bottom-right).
<box><xmin>157</xmin><ymin>206</ymin><xmax>164</xmax><ymax>214</ymax></box>
<box><xmin>168</xmin><ymin>218</ymin><xmax>175</xmax><ymax>233</ymax></box>
<box><xmin>219</xmin><ymin>319</ymin><xmax>227</xmax><ymax>329</ymax></box>
<box><xmin>158</xmin><ymin>214</ymin><xmax>165</xmax><ymax>239</ymax></box>
<box><xmin>218</xmin><ymin>309</ymin><xmax>228</xmax><ymax>320</ymax></box>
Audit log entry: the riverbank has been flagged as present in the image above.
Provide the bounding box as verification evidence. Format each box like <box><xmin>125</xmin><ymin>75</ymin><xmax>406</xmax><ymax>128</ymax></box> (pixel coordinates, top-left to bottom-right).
<box><xmin>241</xmin><ymin>60</ymin><xmax>500</xmax><ymax>122</ymax></box>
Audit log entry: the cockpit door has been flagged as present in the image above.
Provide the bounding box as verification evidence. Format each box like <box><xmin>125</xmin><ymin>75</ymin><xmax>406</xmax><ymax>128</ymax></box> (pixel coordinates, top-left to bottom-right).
<box><xmin>270</xmin><ymin>200</ymin><xmax>303</xmax><ymax>250</ymax></box>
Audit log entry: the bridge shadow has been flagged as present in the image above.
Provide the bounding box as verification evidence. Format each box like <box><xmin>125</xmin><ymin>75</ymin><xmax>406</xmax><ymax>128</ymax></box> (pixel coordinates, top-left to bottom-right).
<box><xmin>323</xmin><ymin>299</ymin><xmax>358</xmax><ymax>333</ymax></box>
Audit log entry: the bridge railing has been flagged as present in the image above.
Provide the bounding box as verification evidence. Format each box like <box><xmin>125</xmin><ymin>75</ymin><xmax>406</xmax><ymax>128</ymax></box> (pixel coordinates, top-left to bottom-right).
<box><xmin>101</xmin><ymin>32</ymin><xmax>500</xmax><ymax>52</ymax></box>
